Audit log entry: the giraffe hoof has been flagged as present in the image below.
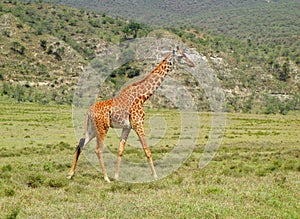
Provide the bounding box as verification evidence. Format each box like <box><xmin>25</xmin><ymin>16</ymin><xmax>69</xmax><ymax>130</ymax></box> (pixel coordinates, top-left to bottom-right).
<box><xmin>67</xmin><ymin>173</ymin><xmax>74</xmax><ymax>180</ymax></box>
<box><xmin>104</xmin><ymin>176</ymin><xmax>111</xmax><ymax>183</ymax></box>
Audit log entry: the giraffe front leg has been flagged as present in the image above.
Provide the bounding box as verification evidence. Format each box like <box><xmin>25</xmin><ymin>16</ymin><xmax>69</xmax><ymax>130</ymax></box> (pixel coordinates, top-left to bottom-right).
<box><xmin>131</xmin><ymin>108</ymin><xmax>158</xmax><ymax>180</ymax></box>
<box><xmin>115</xmin><ymin>128</ymin><xmax>131</xmax><ymax>180</ymax></box>
<box><xmin>139</xmin><ymin>135</ymin><xmax>158</xmax><ymax>180</ymax></box>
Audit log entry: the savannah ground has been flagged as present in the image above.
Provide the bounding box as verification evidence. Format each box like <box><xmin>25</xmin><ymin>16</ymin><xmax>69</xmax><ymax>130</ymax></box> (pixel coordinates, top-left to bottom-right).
<box><xmin>0</xmin><ymin>96</ymin><xmax>299</xmax><ymax>218</ymax></box>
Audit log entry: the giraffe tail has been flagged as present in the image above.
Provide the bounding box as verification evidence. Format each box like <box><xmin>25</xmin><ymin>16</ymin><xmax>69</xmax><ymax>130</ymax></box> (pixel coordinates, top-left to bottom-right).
<box><xmin>68</xmin><ymin>137</ymin><xmax>85</xmax><ymax>179</ymax></box>
<box><xmin>68</xmin><ymin>114</ymin><xmax>92</xmax><ymax>179</ymax></box>
<box><xmin>76</xmin><ymin>112</ymin><xmax>95</xmax><ymax>153</ymax></box>
<box><xmin>76</xmin><ymin>138</ymin><xmax>85</xmax><ymax>153</ymax></box>
<box><xmin>76</xmin><ymin>113</ymin><xmax>90</xmax><ymax>153</ymax></box>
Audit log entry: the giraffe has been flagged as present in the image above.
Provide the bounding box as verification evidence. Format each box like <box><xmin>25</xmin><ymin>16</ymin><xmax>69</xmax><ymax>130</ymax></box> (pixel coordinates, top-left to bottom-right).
<box><xmin>68</xmin><ymin>46</ymin><xmax>195</xmax><ymax>182</ymax></box>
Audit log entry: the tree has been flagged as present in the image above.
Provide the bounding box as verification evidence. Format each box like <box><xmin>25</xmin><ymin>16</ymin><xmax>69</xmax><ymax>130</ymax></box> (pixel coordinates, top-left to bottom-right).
<box><xmin>40</xmin><ymin>39</ymin><xmax>47</xmax><ymax>50</ymax></box>
<box><xmin>279</xmin><ymin>62</ymin><xmax>290</xmax><ymax>82</ymax></box>
<box><xmin>19</xmin><ymin>45</ymin><xmax>26</xmax><ymax>55</ymax></box>
<box><xmin>54</xmin><ymin>47</ymin><xmax>65</xmax><ymax>61</ymax></box>
<box><xmin>122</xmin><ymin>21</ymin><xmax>142</xmax><ymax>39</ymax></box>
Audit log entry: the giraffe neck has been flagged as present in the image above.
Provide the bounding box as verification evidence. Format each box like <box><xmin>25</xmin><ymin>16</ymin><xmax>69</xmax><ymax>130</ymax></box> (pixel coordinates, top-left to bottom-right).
<box><xmin>150</xmin><ymin>52</ymin><xmax>173</xmax><ymax>77</ymax></box>
<box><xmin>144</xmin><ymin>52</ymin><xmax>173</xmax><ymax>97</ymax></box>
<box><xmin>115</xmin><ymin>52</ymin><xmax>173</xmax><ymax>105</ymax></box>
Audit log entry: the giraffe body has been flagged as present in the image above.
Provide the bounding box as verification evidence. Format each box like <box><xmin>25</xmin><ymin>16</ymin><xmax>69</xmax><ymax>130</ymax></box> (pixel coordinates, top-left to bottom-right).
<box><xmin>68</xmin><ymin>47</ymin><xmax>194</xmax><ymax>182</ymax></box>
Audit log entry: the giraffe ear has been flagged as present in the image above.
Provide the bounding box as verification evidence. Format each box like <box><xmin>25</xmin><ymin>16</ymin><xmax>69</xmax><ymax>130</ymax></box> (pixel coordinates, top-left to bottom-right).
<box><xmin>174</xmin><ymin>46</ymin><xmax>181</xmax><ymax>55</ymax></box>
<box><xmin>173</xmin><ymin>46</ymin><xmax>195</xmax><ymax>68</ymax></box>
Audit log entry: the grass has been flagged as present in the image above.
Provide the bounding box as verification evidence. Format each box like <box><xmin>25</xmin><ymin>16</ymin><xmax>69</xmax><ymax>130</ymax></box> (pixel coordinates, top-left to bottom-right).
<box><xmin>0</xmin><ymin>96</ymin><xmax>299</xmax><ymax>218</ymax></box>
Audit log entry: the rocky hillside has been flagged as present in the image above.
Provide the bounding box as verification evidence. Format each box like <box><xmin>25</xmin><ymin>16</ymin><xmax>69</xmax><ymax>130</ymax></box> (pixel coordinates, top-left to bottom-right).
<box><xmin>0</xmin><ymin>1</ymin><xmax>135</xmax><ymax>103</ymax></box>
<box><xmin>0</xmin><ymin>1</ymin><xmax>299</xmax><ymax>114</ymax></box>
<box><xmin>42</xmin><ymin>0</ymin><xmax>300</xmax><ymax>47</ymax></box>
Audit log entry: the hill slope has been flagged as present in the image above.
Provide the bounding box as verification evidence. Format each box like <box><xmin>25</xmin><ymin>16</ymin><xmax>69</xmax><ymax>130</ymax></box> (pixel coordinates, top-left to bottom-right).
<box><xmin>0</xmin><ymin>1</ymin><xmax>299</xmax><ymax>114</ymax></box>
<box><xmin>0</xmin><ymin>1</ymin><xmax>137</xmax><ymax>103</ymax></box>
<box><xmin>37</xmin><ymin>0</ymin><xmax>300</xmax><ymax>44</ymax></box>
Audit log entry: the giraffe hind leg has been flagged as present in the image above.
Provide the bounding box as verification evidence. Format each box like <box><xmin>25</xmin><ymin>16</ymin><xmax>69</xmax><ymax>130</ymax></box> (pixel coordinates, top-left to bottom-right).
<box><xmin>139</xmin><ymin>135</ymin><xmax>158</xmax><ymax>180</ymax></box>
<box><xmin>68</xmin><ymin>114</ymin><xmax>96</xmax><ymax>179</ymax></box>
<box><xmin>133</xmin><ymin>125</ymin><xmax>158</xmax><ymax>180</ymax></box>
<box><xmin>115</xmin><ymin>128</ymin><xmax>131</xmax><ymax>180</ymax></box>
<box><xmin>67</xmin><ymin>138</ymin><xmax>85</xmax><ymax>179</ymax></box>
<box><xmin>94</xmin><ymin>132</ymin><xmax>110</xmax><ymax>182</ymax></box>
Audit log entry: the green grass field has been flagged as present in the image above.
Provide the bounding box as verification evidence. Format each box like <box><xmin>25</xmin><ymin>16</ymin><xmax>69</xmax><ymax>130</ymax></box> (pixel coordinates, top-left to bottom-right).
<box><xmin>0</xmin><ymin>97</ymin><xmax>299</xmax><ymax>218</ymax></box>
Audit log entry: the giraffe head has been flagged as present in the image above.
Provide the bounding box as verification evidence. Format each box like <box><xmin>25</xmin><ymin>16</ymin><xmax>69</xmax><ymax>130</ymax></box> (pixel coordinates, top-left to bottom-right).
<box><xmin>170</xmin><ymin>46</ymin><xmax>195</xmax><ymax>68</ymax></box>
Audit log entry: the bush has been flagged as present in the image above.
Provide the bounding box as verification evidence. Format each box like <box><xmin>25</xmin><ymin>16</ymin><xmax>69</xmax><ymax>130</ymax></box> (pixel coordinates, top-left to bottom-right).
<box><xmin>10</xmin><ymin>41</ymin><xmax>26</xmax><ymax>55</ymax></box>
<box><xmin>264</xmin><ymin>95</ymin><xmax>296</xmax><ymax>115</ymax></box>
<box><xmin>13</xmin><ymin>84</ymin><xmax>25</xmax><ymax>101</ymax></box>
<box><xmin>2</xmin><ymin>82</ymin><xmax>14</xmax><ymax>96</ymax></box>
<box><xmin>40</xmin><ymin>39</ymin><xmax>47</xmax><ymax>50</ymax></box>
<box><xmin>127</xmin><ymin>69</ymin><xmax>140</xmax><ymax>78</ymax></box>
<box><xmin>264</xmin><ymin>96</ymin><xmax>279</xmax><ymax>114</ymax></box>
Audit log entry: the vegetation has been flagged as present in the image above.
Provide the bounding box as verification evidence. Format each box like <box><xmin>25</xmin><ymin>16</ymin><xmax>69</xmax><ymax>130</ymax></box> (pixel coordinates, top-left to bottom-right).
<box><xmin>0</xmin><ymin>1</ymin><xmax>299</xmax><ymax>113</ymax></box>
<box><xmin>166</xmin><ymin>25</ymin><xmax>300</xmax><ymax>113</ymax></box>
<box><xmin>0</xmin><ymin>2</ymin><xmax>299</xmax><ymax>218</ymax></box>
<box><xmin>0</xmin><ymin>1</ymin><xmax>299</xmax><ymax>218</ymax></box>
<box><xmin>44</xmin><ymin>0</ymin><xmax>300</xmax><ymax>53</ymax></box>
<box><xmin>0</xmin><ymin>97</ymin><xmax>299</xmax><ymax>218</ymax></box>
<box><xmin>0</xmin><ymin>1</ymin><xmax>150</xmax><ymax>105</ymax></box>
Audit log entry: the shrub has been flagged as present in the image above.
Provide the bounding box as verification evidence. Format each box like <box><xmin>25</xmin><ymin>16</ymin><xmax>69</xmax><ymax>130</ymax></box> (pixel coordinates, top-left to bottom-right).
<box><xmin>10</xmin><ymin>41</ymin><xmax>26</xmax><ymax>55</ymax></box>
<box><xmin>40</xmin><ymin>39</ymin><xmax>47</xmax><ymax>50</ymax></box>
<box><xmin>127</xmin><ymin>69</ymin><xmax>140</xmax><ymax>78</ymax></box>
<box><xmin>2</xmin><ymin>82</ymin><xmax>14</xmax><ymax>96</ymax></box>
<box><xmin>13</xmin><ymin>84</ymin><xmax>25</xmax><ymax>102</ymax></box>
